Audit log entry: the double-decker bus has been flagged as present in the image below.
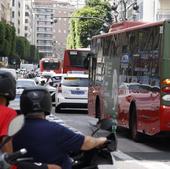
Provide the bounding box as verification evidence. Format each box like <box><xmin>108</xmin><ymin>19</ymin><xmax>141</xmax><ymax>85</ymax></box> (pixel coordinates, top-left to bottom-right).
<box><xmin>63</xmin><ymin>48</ymin><xmax>90</xmax><ymax>73</ymax></box>
<box><xmin>39</xmin><ymin>57</ymin><xmax>62</xmax><ymax>74</ymax></box>
<box><xmin>88</xmin><ymin>20</ymin><xmax>170</xmax><ymax>141</ymax></box>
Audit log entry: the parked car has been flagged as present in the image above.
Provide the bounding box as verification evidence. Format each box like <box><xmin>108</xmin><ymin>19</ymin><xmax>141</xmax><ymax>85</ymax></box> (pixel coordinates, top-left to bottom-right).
<box><xmin>9</xmin><ymin>79</ymin><xmax>37</xmax><ymax>113</ymax></box>
<box><xmin>55</xmin><ymin>73</ymin><xmax>89</xmax><ymax>113</ymax></box>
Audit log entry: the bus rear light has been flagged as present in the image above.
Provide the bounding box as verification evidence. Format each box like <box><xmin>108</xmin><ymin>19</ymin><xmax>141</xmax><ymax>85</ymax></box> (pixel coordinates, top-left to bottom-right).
<box><xmin>162</xmin><ymin>79</ymin><xmax>170</xmax><ymax>85</ymax></box>
<box><xmin>162</xmin><ymin>94</ymin><xmax>170</xmax><ymax>101</ymax></box>
<box><xmin>162</xmin><ymin>87</ymin><xmax>170</xmax><ymax>93</ymax></box>
<box><xmin>58</xmin><ymin>84</ymin><xmax>62</xmax><ymax>93</ymax></box>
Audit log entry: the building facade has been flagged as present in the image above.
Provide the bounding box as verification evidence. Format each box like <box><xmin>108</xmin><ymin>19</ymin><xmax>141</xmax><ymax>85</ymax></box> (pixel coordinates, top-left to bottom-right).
<box><xmin>138</xmin><ymin>0</ymin><xmax>170</xmax><ymax>21</ymax></box>
<box><xmin>52</xmin><ymin>1</ymin><xmax>75</xmax><ymax>60</ymax></box>
<box><xmin>11</xmin><ymin>0</ymin><xmax>34</xmax><ymax>44</ymax></box>
<box><xmin>33</xmin><ymin>0</ymin><xmax>53</xmax><ymax>57</ymax></box>
<box><xmin>0</xmin><ymin>0</ymin><xmax>11</xmax><ymax>22</ymax></box>
<box><xmin>111</xmin><ymin>0</ymin><xmax>170</xmax><ymax>22</ymax></box>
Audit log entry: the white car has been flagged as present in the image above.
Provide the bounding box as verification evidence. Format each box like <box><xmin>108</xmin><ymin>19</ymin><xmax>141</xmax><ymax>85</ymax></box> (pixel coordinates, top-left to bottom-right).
<box><xmin>9</xmin><ymin>79</ymin><xmax>37</xmax><ymax>113</ymax></box>
<box><xmin>55</xmin><ymin>73</ymin><xmax>89</xmax><ymax>112</ymax></box>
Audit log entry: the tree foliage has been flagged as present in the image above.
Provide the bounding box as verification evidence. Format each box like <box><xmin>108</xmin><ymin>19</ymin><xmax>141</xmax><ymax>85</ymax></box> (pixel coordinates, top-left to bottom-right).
<box><xmin>67</xmin><ymin>0</ymin><xmax>112</xmax><ymax>48</ymax></box>
<box><xmin>0</xmin><ymin>22</ymin><xmax>16</xmax><ymax>57</ymax></box>
<box><xmin>15</xmin><ymin>36</ymin><xmax>31</xmax><ymax>61</ymax></box>
<box><xmin>0</xmin><ymin>21</ymin><xmax>40</xmax><ymax>64</ymax></box>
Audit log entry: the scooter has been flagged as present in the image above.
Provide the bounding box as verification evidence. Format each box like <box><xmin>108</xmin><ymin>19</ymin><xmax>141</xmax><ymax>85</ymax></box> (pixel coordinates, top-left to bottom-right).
<box><xmin>71</xmin><ymin>119</ymin><xmax>117</xmax><ymax>169</ymax></box>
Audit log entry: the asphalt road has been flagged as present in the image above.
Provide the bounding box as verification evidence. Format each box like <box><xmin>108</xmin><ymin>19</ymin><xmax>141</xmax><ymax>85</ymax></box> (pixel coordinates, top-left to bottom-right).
<box><xmin>49</xmin><ymin>109</ymin><xmax>170</xmax><ymax>169</ymax></box>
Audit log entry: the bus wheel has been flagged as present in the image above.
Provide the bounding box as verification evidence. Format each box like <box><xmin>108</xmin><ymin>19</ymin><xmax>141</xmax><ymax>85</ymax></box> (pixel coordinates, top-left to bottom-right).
<box><xmin>95</xmin><ymin>99</ymin><xmax>101</xmax><ymax>120</ymax></box>
<box><xmin>129</xmin><ymin>108</ymin><xmax>140</xmax><ymax>142</ymax></box>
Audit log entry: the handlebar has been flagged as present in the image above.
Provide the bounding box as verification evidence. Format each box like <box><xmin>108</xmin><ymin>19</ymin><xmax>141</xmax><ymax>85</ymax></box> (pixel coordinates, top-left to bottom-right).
<box><xmin>4</xmin><ymin>148</ymin><xmax>27</xmax><ymax>164</ymax></box>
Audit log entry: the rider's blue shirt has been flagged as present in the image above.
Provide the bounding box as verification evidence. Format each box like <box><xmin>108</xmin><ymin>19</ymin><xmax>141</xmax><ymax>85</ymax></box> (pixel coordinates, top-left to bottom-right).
<box><xmin>13</xmin><ymin>118</ymin><xmax>85</xmax><ymax>169</ymax></box>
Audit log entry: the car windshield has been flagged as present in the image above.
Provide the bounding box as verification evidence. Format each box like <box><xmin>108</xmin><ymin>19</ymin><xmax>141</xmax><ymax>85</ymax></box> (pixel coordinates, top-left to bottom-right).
<box><xmin>17</xmin><ymin>80</ymin><xmax>36</xmax><ymax>88</ymax></box>
<box><xmin>62</xmin><ymin>77</ymin><xmax>89</xmax><ymax>87</ymax></box>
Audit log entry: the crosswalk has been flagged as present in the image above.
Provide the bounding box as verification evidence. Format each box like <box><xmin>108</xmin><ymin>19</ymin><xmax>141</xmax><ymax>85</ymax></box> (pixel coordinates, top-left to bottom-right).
<box><xmin>46</xmin><ymin>114</ymin><xmax>170</xmax><ymax>169</ymax></box>
<box><xmin>46</xmin><ymin>114</ymin><xmax>82</xmax><ymax>134</ymax></box>
<box><xmin>113</xmin><ymin>150</ymin><xmax>170</xmax><ymax>169</ymax></box>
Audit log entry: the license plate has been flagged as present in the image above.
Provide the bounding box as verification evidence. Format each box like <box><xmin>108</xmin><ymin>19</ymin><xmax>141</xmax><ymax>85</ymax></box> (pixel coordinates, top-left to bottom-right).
<box><xmin>71</xmin><ymin>90</ymin><xmax>84</xmax><ymax>95</ymax></box>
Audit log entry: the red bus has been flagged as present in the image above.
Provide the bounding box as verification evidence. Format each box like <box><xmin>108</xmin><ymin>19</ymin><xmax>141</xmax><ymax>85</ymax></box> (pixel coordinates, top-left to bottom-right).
<box><xmin>63</xmin><ymin>48</ymin><xmax>90</xmax><ymax>73</ymax></box>
<box><xmin>88</xmin><ymin>20</ymin><xmax>170</xmax><ymax>141</ymax></box>
<box><xmin>39</xmin><ymin>57</ymin><xmax>62</xmax><ymax>74</ymax></box>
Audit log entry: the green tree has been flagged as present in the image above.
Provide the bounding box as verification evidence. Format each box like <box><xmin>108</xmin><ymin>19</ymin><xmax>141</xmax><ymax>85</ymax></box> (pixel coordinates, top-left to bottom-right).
<box><xmin>10</xmin><ymin>26</ymin><xmax>16</xmax><ymax>56</ymax></box>
<box><xmin>67</xmin><ymin>0</ymin><xmax>112</xmax><ymax>48</ymax></box>
<box><xmin>0</xmin><ymin>22</ymin><xmax>16</xmax><ymax>58</ymax></box>
<box><xmin>29</xmin><ymin>45</ymin><xmax>40</xmax><ymax>63</ymax></box>
<box><xmin>0</xmin><ymin>22</ymin><xmax>5</xmax><ymax>54</ymax></box>
<box><xmin>16</xmin><ymin>37</ymin><xmax>25</xmax><ymax>60</ymax></box>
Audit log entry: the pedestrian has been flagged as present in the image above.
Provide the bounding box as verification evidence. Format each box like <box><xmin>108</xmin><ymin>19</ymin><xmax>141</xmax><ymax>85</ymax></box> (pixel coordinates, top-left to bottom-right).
<box><xmin>13</xmin><ymin>86</ymin><xmax>107</xmax><ymax>169</ymax></box>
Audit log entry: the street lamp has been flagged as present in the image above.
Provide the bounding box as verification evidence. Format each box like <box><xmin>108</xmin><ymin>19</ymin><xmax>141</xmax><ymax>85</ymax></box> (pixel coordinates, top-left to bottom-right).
<box><xmin>111</xmin><ymin>0</ymin><xmax>139</xmax><ymax>22</ymax></box>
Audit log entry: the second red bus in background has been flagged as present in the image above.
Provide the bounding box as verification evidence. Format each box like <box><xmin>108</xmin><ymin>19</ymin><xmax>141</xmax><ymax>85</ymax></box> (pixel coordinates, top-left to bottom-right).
<box><xmin>63</xmin><ymin>48</ymin><xmax>90</xmax><ymax>73</ymax></box>
<box><xmin>39</xmin><ymin>57</ymin><xmax>63</xmax><ymax>74</ymax></box>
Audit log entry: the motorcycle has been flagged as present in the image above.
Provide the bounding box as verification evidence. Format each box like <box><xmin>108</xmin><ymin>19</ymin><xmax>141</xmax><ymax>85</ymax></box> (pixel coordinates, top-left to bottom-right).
<box><xmin>71</xmin><ymin>119</ymin><xmax>117</xmax><ymax>169</ymax></box>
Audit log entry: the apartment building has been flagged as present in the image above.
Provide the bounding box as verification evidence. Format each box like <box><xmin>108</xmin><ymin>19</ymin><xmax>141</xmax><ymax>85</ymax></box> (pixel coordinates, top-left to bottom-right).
<box><xmin>52</xmin><ymin>1</ymin><xmax>75</xmax><ymax>59</ymax></box>
<box><xmin>138</xmin><ymin>0</ymin><xmax>170</xmax><ymax>21</ymax></box>
<box><xmin>112</xmin><ymin>0</ymin><xmax>170</xmax><ymax>22</ymax></box>
<box><xmin>33</xmin><ymin>0</ymin><xmax>53</xmax><ymax>57</ymax></box>
<box><xmin>25</xmin><ymin>0</ymin><xmax>34</xmax><ymax>44</ymax></box>
<box><xmin>11</xmin><ymin>0</ymin><xmax>34</xmax><ymax>44</ymax></box>
<box><xmin>0</xmin><ymin>0</ymin><xmax>11</xmax><ymax>22</ymax></box>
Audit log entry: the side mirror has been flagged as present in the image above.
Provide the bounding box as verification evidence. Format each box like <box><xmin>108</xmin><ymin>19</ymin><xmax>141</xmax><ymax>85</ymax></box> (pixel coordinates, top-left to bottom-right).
<box><xmin>84</xmin><ymin>57</ymin><xmax>89</xmax><ymax>69</ymax></box>
<box><xmin>0</xmin><ymin>115</ymin><xmax>25</xmax><ymax>149</ymax></box>
<box><xmin>8</xmin><ymin>115</ymin><xmax>25</xmax><ymax>136</ymax></box>
<box><xmin>84</xmin><ymin>52</ymin><xmax>95</xmax><ymax>69</ymax></box>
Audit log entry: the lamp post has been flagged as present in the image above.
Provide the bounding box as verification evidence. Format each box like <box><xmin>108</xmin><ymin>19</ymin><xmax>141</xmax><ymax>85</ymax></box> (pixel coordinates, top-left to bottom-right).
<box><xmin>111</xmin><ymin>0</ymin><xmax>139</xmax><ymax>22</ymax></box>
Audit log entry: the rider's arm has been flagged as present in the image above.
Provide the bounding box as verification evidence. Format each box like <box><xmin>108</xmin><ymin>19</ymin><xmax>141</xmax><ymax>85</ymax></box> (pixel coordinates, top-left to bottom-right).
<box><xmin>81</xmin><ymin>136</ymin><xmax>107</xmax><ymax>150</ymax></box>
<box><xmin>47</xmin><ymin>164</ymin><xmax>61</xmax><ymax>169</ymax></box>
<box><xmin>1</xmin><ymin>137</ymin><xmax>13</xmax><ymax>153</ymax></box>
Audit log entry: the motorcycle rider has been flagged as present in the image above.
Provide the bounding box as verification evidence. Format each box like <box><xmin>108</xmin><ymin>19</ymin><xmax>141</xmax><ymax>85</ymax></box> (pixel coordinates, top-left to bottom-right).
<box><xmin>0</xmin><ymin>70</ymin><xmax>17</xmax><ymax>153</ymax></box>
<box><xmin>13</xmin><ymin>86</ymin><xmax>107</xmax><ymax>169</ymax></box>
<box><xmin>0</xmin><ymin>70</ymin><xmax>61</xmax><ymax>169</ymax></box>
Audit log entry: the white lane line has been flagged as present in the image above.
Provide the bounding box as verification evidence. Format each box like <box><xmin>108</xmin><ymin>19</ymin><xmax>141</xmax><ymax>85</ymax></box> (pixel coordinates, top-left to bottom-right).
<box><xmin>113</xmin><ymin>150</ymin><xmax>170</xmax><ymax>169</ymax></box>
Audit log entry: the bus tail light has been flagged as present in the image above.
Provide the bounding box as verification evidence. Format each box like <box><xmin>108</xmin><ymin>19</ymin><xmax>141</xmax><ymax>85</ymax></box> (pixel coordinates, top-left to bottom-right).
<box><xmin>161</xmin><ymin>79</ymin><xmax>170</xmax><ymax>85</ymax></box>
<box><xmin>58</xmin><ymin>84</ymin><xmax>62</xmax><ymax>93</ymax></box>
<box><xmin>162</xmin><ymin>86</ymin><xmax>170</xmax><ymax>93</ymax></box>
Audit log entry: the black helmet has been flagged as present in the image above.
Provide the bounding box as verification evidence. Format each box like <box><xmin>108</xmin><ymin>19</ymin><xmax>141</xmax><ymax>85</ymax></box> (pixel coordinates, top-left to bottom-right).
<box><xmin>0</xmin><ymin>70</ymin><xmax>16</xmax><ymax>100</ymax></box>
<box><xmin>20</xmin><ymin>86</ymin><xmax>52</xmax><ymax>115</ymax></box>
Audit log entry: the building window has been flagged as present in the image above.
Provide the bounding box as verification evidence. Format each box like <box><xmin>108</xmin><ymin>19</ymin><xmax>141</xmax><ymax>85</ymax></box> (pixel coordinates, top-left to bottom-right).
<box><xmin>25</xmin><ymin>19</ymin><xmax>28</xmax><ymax>23</ymax></box>
<box><xmin>25</xmin><ymin>26</ymin><xmax>28</xmax><ymax>30</ymax></box>
<box><xmin>12</xmin><ymin>0</ymin><xmax>15</xmax><ymax>6</ymax></box>
<box><xmin>25</xmin><ymin>12</ymin><xmax>29</xmax><ymax>16</ymax></box>
<box><xmin>18</xmin><ymin>20</ymin><xmax>20</xmax><ymax>25</ymax></box>
<box><xmin>12</xmin><ymin>11</ymin><xmax>15</xmax><ymax>18</ymax></box>
<box><xmin>18</xmin><ymin>28</ymin><xmax>20</xmax><ymax>34</ymax></box>
<box><xmin>18</xmin><ymin>2</ymin><xmax>20</xmax><ymax>8</ymax></box>
<box><xmin>18</xmin><ymin>11</ymin><xmax>20</xmax><ymax>17</ymax></box>
<box><xmin>25</xmin><ymin>33</ymin><xmax>27</xmax><ymax>37</ymax></box>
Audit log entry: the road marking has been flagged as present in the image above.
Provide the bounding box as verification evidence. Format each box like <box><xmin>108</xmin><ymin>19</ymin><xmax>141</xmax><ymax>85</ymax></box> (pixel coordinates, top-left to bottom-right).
<box><xmin>113</xmin><ymin>150</ymin><xmax>170</xmax><ymax>169</ymax></box>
